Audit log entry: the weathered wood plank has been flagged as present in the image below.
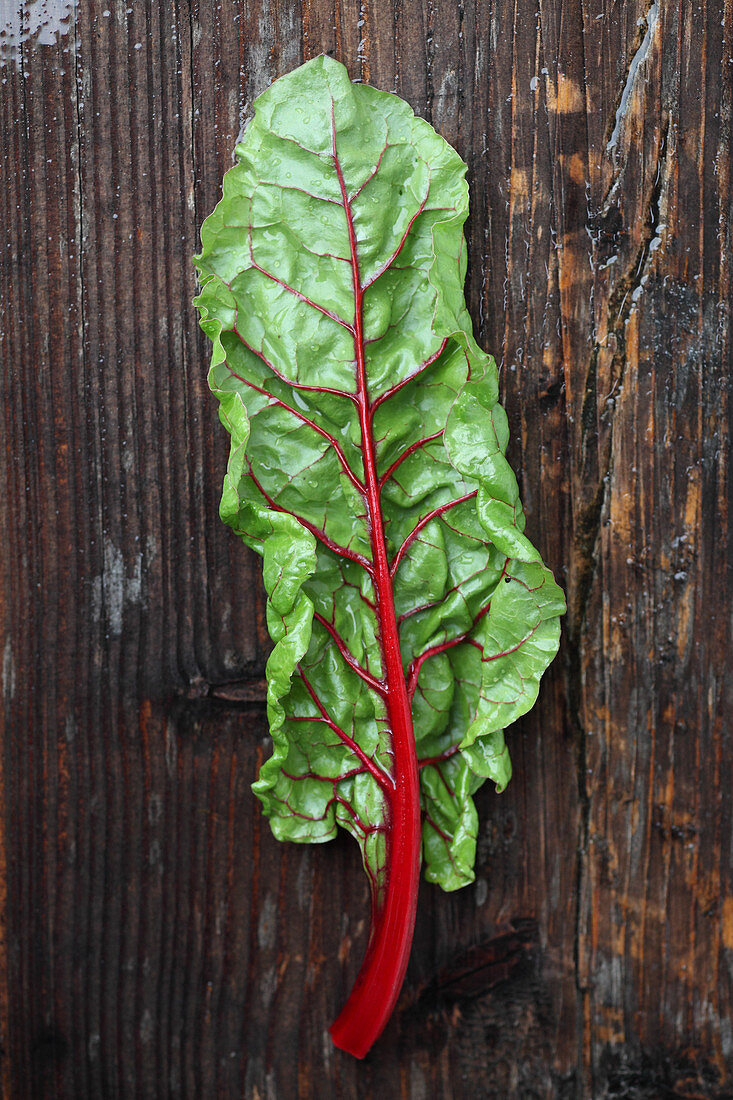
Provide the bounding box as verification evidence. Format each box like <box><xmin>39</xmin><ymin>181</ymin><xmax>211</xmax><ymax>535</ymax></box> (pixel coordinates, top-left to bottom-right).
<box><xmin>577</xmin><ymin>0</ymin><xmax>733</xmax><ymax>1090</ymax></box>
<box><xmin>0</xmin><ymin>8</ymin><xmax>88</xmax><ymax>1095</ymax></box>
<box><xmin>0</xmin><ymin>0</ymin><xmax>730</xmax><ymax>1096</ymax></box>
<box><xmin>0</xmin><ymin>2</ymin><xmax>267</xmax><ymax>1096</ymax></box>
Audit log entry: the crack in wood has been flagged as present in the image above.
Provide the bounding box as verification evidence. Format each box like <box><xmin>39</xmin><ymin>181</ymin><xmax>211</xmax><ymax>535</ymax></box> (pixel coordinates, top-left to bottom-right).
<box><xmin>600</xmin><ymin>117</ymin><xmax>671</xmax><ymax>410</ymax></box>
<box><xmin>182</xmin><ymin>675</ymin><xmax>268</xmax><ymax>706</ymax></box>
<box><xmin>606</xmin><ymin>0</ymin><xmax>660</xmax><ymax>153</ymax></box>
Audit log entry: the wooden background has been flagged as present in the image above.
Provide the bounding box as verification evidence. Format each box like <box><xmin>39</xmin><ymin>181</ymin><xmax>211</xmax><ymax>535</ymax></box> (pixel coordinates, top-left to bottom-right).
<box><xmin>1</xmin><ymin>0</ymin><xmax>731</xmax><ymax>1096</ymax></box>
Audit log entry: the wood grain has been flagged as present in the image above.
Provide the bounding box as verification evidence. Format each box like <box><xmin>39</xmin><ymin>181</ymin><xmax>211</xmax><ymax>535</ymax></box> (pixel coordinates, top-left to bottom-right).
<box><xmin>0</xmin><ymin>0</ymin><xmax>730</xmax><ymax>1096</ymax></box>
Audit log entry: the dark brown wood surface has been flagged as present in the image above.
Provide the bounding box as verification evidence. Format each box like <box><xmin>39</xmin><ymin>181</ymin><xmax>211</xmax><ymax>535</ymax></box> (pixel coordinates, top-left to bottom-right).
<box><xmin>0</xmin><ymin>0</ymin><xmax>730</xmax><ymax>1096</ymax></box>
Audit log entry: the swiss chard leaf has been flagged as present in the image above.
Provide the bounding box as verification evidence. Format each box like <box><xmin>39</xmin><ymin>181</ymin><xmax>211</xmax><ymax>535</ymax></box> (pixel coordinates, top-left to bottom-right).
<box><xmin>194</xmin><ymin>55</ymin><xmax>564</xmax><ymax>1057</ymax></box>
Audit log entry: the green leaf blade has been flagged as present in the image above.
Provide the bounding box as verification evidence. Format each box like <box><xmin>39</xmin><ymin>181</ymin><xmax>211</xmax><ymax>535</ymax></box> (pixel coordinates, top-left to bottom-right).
<box><xmin>195</xmin><ymin>53</ymin><xmax>564</xmax><ymax>1056</ymax></box>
